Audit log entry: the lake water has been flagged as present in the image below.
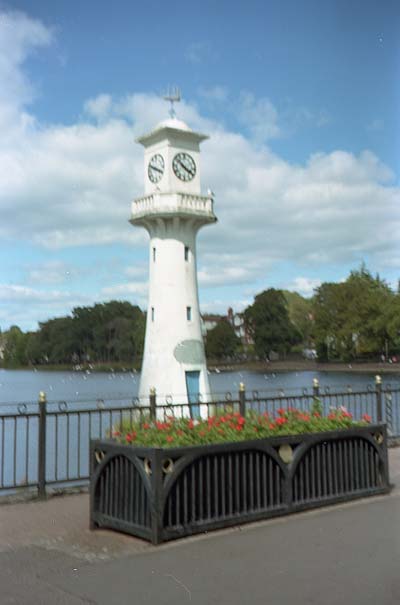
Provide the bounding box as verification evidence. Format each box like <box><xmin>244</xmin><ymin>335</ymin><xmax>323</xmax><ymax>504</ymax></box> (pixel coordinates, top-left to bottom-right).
<box><xmin>0</xmin><ymin>368</ymin><xmax>399</xmax><ymax>494</ymax></box>
<box><xmin>0</xmin><ymin>368</ymin><xmax>399</xmax><ymax>405</ymax></box>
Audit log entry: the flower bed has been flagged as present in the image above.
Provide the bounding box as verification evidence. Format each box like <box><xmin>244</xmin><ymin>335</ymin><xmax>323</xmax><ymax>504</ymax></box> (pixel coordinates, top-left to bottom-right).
<box><xmin>111</xmin><ymin>407</ymin><xmax>373</xmax><ymax>449</ymax></box>
<box><xmin>90</xmin><ymin>410</ymin><xmax>390</xmax><ymax>544</ymax></box>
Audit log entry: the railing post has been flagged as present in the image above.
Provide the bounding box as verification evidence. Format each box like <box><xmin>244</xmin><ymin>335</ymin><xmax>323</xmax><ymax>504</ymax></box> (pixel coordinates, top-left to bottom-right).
<box><xmin>375</xmin><ymin>375</ymin><xmax>382</xmax><ymax>423</ymax></box>
<box><xmin>38</xmin><ymin>391</ymin><xmax>47</xmax><ymax>499</ymax></box>
<box><xmin>149</xmin><ymin>387</ymin><xmax>156</xmax><ymax>421</ymax></box>
<box><xmin>313</xmin><ymin>377</ymin><xmax>320</xmax><ymax>399</ymax></box>
<box><xmin>239</xmin><ymin>382</ymin><xmax>246</xmax><ymax>417</ymax></box>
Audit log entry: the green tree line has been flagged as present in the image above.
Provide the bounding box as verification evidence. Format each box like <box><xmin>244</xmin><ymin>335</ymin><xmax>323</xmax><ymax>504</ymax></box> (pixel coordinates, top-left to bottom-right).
<box><xmin>1</xmin><ymin>267</ymin><xmax>399</xmax><ymax>367</ymax></box>
<box><xmin>206</xmin><ymin>266</ymin><xmax>400</xmax><ymax>362</ymax></box>
<box><xmin>1</xmin><ymin>301</ymin><xmax>145</xmax><ymax>368</ymax></box>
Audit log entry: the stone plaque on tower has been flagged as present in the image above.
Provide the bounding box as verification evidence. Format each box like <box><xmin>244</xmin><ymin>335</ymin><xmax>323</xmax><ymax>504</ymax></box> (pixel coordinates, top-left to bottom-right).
<box><xmin>130</xmin><ymin>94</ymin><xmax>217</xmax><ymax>409</ymax></box>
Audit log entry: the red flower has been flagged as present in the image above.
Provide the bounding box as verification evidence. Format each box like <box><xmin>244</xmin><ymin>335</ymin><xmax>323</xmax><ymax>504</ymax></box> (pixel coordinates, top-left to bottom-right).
<box><xmin>217</xmin><ymin>428</ymin><xmax>224</xmax><ymax>434</ymax></box>
<box><xmin>112</xmin><ymin>430</ymin><xmax>121</xmax><ymax>437</ymax></box>
<box><xmin>237</xmin><ymin>416</ymin><xmax>245</xmax><ymax>426</ymax></box>
<box><xmin>269</xmin><ymin>422</ymin><xmax>276</xmax><ymax>430</ymax></box>
<box><xmin>199</xmin><ymin>430</ymin><xmax>206</xmax><ymax>437</ymax></box>
<box><xmin>276</xmin><ymin>417</ymin><xmax>287</xmax><ymax>426</ymax></box>
<box><xmin>187</xmin><ymin>419</ymin><xmax>194</xmax><ymax>429</ymax></box>
<box><xmin>341</xmin><ymin>411</ymin><xmax>352</xmax><ymax>419</ymax></box>
<box><xmin>143</xmin><ymin>422</ymin><xmax>150</xmax><ymax>430</ymax></box>
<box><xmin>126</xmin><ymin>431</ymin><xmax>136</xmax><ymax>443</ymax></box>
<box><xmin>166</xmin><ymin>435</ymin><xmax>174</xmax><ymax>443</ymax></box>
<box><xmin>312</xmin><ymin>412</ymin><xmax>321</xmax><ymax>418</ymax></box>
<box><xmin>362</xmin><ymin>413</ymin><xmax>372</xmax><ymax>423</ymax></box>
<box><xmin>277</xmin><ymin>408</ymin><xmax>286</xmax><ymax>416</ymax></box>
<box><xmin>328</xmin><ymin>413</ymin><xmax>337</xmax><ymax>420</ymax></box>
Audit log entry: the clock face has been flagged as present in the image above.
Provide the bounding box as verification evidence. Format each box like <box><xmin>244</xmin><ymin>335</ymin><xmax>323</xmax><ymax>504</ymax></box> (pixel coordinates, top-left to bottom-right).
<box><xmin>148</xmin><ymin>154</ymin><xmax>164</xmax><ymax>183</ymax></box>
<box><xmin>172</xmin><ymin>152</ymin><xmax>196</xmax><ymax>182</ymax></box>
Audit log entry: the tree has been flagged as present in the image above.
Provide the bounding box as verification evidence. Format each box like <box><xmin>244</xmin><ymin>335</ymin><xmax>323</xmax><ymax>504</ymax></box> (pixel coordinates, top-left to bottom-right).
<box><xmin>205</xmin><ymin>319</ymin><xmax>240</xmax><ymax>360</ymax></box>
<box><xmin>2</xmin><ymin>326</ymin><xmax>29</xmax><ymax>367</ymax></box>
<box><xmin>283</xmin><ymin>290</ymin><xmax>314</xmax><ymax>345</ymax></box>
<box><xmin>244</xmin><ymin>289</ymin><xmax>301</xmax><ymax>358</ymax></box>
<box><xmin>1</xmin><ymin>300</ymin><xmax>147</xmax><ymax>368</ymax></box>
<box><xmin>313</xmin><ymin>266</ymin><xmax>397</xmax><ymax>361</ymax></box>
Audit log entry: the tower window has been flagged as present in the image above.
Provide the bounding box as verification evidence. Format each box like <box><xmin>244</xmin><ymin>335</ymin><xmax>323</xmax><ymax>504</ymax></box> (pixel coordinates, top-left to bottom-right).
<box><xmin>153</xmin><ymin>247</ymin><xmax>156</xmax><ymax>262</ymax></box>
<box><xmin>184</xmin><ymin>246</ymin><xmax>189</xmax><ymax>261</ymax></box>
<box><xmin>186</xmin><ymin>306</ymin><xmax>192</xmax><ymax>321</ymax></box>
<box><xmin>151</xmin><ymin>307</ymin><xmax>155</xmax><ymax>322</ymax></box>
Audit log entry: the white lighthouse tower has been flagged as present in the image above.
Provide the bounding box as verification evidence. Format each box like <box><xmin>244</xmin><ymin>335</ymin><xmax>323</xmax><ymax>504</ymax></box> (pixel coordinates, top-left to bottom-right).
<box><xmin>130</xmin><ymin>96</ymin><xmax>217</xmax><ymax>406</ymax></box>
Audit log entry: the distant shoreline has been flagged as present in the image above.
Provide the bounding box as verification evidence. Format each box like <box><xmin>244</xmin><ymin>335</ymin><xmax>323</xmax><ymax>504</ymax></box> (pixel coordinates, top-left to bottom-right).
<box><xmin>1</xmin><ymin>359</ymin><xmax>399</xmax><ymax>375</ymax></box>
<box><xmin>208</xmin><ymin>360</ymin><xmax>400</xmax><ymax>375</ymax></box>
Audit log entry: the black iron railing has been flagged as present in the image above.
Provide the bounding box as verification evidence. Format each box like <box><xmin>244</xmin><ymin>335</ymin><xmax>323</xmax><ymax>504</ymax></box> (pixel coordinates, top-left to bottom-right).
<box><xmin>0</xmin><ymin>376</ymin><xmax>399</xmax><ymax>497</ymax></box>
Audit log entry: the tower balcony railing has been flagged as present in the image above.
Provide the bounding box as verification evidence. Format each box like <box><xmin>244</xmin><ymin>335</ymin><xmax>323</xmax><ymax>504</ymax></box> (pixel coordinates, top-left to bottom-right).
<box><xmin>131</xmin><ymin>192</ymin><xmax>216</xmax><ymax>222</ymax></box>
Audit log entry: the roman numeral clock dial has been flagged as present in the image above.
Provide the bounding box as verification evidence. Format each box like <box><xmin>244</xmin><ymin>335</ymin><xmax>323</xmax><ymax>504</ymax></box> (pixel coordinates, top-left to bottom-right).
<box><xmin>148</xmin><ymin>154</ymin><xmax>165</xmax><ymax>183</ymax></box>
<box><xmin>172</xmin><ymin>152</ymin><xmax>196</xmax><ymax>182</ymax></box>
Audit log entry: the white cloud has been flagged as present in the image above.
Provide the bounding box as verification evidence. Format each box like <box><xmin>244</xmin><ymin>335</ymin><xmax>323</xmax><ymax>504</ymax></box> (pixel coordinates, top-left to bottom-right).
<box><xmin>237</xmin><ymin>92</ymin><xmax>281</xmax><ymax>142</ymax></box>
<box><xmin>27</xmin><ymin>261</ymin><xmax>79</xmax><ymax>285</ymax></box>
<box><xmin>84</xmin><ymin>94</ymin><xmax>113</xmax><ymax>121</ymax></box>
<box><xmin>0</xmin><ymin>10</ymin><xmax>52</xmax><ymax>107</ymax></box>
<box><xmin>101</xmin><ymin>282</ymin><xmax>148</xmax><ymax>307</ymax></box>
<box><xmin>0</xmin><ymin>9</ymin><xmax>399</xmax><ymax>330</ymax></box>
<box><xmin>125</xmin><ymin>264</ymin><xmax>148</xmax><ymax>279</ymax></box>
<box><xmin>0</xmin><ymin>283</ymin><xmax>92</xmax><ymax>330</ymax></box>
<box><xmin>198</xmin><ymin>86</ymin><xmax>228</xmax><ymax>102</ymax></box>
<box><xmin>283</xmin><ymin>277</ymin><xmax>322</xmax><ymax>297</ymax></box>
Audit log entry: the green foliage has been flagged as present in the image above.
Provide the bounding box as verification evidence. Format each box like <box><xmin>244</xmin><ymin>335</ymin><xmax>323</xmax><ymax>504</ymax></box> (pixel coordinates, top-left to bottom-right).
<box><xmin>311</xmin><ymin>397</ymin><xmax>323</xmax><ymax>416</ymax></box>
<box><xmin>2</xmin><ymin>326</ymin><xmax>29</xmax><ymax>367</ymax></box>
<box><xmin>205</xmin><ymin>319</ymin><xmax>240</xmax><ymax>360</ymax></box>
<box><xmin>283</xmin><ymin>290</ymin><xmax>314</xmax><ymax>345</ymax></box>
<box><xmin>1</xmin><ymin>301</ymin><xmax>145</xmax><ymax>368</ymax></box>
<box><xmin>244</xmin><ymin>289</ymin><xmax>301</xmax><ymax>358</ymax></box>
<box><xmin>312</xmin><ymin>265</ymin><xmax>398</xmax><ymax>361</ymax></box>
<box><xmin>114</xmin><ymin>408</ymin><xmax>370</xmax><ymax>448</ymax></box>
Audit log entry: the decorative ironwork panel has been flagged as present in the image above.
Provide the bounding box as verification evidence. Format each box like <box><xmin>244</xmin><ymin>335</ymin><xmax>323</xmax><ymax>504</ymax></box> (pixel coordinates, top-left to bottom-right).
<box><xmin>292</xmin><ymin>437</ymin><xmax>383</xmax><ymax>504</ymax></box>
<box><xmin>94</xmin><ymin>454</ymin><xmax>151</xmax><ymax>528</ymax></box>
<box><xmin>163</xmin><ymin>449</ymin><xmax>284</xmax><ymax>530</ymax></box>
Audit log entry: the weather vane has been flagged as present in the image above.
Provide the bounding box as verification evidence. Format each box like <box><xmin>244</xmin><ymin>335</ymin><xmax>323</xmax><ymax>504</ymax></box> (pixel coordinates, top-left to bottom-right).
<box><xmin>163</xmin><ymin>86</ymin><xmax>181</xmax><ymax>119</ymax></box>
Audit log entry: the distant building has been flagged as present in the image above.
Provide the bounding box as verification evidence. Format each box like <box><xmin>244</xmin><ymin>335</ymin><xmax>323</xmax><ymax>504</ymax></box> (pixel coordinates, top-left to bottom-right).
<box><xmin>200</xmin><ymin>314</ymin><xmax>224</xmax><ymax>336</ymax></box>
<box><xmin>201</xmin><ymin>308</ymin><xmax>253</xmax><ymax>347</ymax></box>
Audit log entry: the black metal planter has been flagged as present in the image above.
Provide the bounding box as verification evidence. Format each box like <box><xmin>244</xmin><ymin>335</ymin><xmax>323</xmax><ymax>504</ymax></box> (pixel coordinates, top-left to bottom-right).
<box><xmin>90</xmin><ymin>424</ymin><xmax>391</xmax><ymax>544</ymax></box>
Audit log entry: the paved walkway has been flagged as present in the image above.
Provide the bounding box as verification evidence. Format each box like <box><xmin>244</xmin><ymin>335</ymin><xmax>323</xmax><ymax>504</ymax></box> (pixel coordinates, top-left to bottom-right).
<box><xmin>1</xmin><ymin>448</ymin><xmax>399</xmax><ymax>604</ymax></box>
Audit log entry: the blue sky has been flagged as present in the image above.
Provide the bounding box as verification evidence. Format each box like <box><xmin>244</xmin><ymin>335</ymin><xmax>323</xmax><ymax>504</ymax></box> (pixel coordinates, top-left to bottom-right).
<box><xmin>0</xmin><ymin>0</ymin><xmax>399</xmax><ymax>330</ymax></box>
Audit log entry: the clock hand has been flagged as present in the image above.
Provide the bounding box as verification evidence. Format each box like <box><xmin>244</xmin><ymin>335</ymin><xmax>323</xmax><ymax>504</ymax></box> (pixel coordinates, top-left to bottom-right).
<box><xmin>178</xmin><ymin>159</ymin><xmax>195</xmax><ymax>177</ymax></box>
<box><xmin>151</xmin><ymin>165</ymin><xmax>163</xmax><ymax>173</ymax></box>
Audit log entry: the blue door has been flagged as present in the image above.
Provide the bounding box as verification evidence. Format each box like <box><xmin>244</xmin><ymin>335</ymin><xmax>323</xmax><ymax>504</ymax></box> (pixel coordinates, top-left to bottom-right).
<box><xmin>185</xmin><ymin>371</ymin><xmax>200</xmax><ymax>417</ymax></box>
